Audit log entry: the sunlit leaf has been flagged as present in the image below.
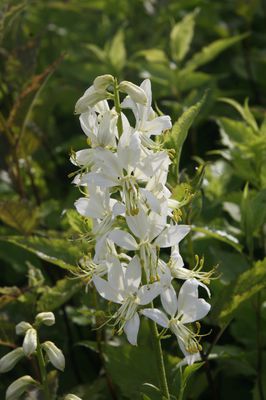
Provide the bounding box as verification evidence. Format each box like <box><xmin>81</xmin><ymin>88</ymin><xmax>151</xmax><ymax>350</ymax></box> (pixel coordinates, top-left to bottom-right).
<box><xmin>37</xmin><ymin>278</ymin><xmax>82</xmax><ymax>311</ymax></box>
<box><xmin>212</xmin><ymin>257</ymin><xmax>266</xmax><ymax>325</ymax></box>
<box><xmin>0</xmin><ymin>200</ymin><xmax>39</xmax><ymax>234</ymax></box>
<box><xmin>185</xmin><ymin>33</ymin><xmax>248</xmax><ymax>71</ymax></box>
<box><xmin>170</xmin><ymin>10</ymin><xmax>197</xmax><ymax>62</ymax></box>
<box><xmin>0</xmin><ymin>235</ymin><xmax>87</xmax><ymax>271</ymax></box>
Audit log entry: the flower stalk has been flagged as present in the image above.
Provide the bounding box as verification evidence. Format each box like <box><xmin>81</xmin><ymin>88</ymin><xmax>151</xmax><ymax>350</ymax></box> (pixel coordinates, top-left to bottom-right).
<box><xmin>149</xmin><ymin>319</ymin><xmax>170</xmax><ymax>399</ymax></box>
<box><xmin>36</xmin><ymin>337</ymin><xmax>49</xmax><ymax>400</ymax></box>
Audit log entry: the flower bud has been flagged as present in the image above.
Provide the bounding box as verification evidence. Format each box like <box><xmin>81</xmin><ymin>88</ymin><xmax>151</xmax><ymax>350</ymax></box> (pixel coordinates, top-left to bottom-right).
<box><xmin>15</xmin><ymin>322</ymin><xmax>32</xmax><ymax>336</ymax></box>
<box><xmin>119</xmin><ymin>81</ymin><xmax>147</xmax><ymax>105</ymax></box>
<box><xmin>23</xmin><ymin>328</ymin><xmax>37</xmax><ymax>356</ymax></box>
<box><xmin>35</xmin><ymin>312</ymin><xmax>55</xmax><ymax>326</ymax></box>
<box><xmin>0</xmin><ymin>348</ymin><xmax>24</xmax><ymax>373</ymax></box>
<box><xmin>75</xmin><ymin>86</ymin><xmax>108</xmax><ymax>114</ymax></box>
<box><xmin>6</xmin><ymin>375</ymin><xmax>37</xmax><ymax>400</ymax></box>
<box><xmin>64</xmin><ymin>395</ymin><xmax>83</xmax><ymax>400</ymax></box>
<box><xmin>42</xmin><ymin>341</ymin><xmax>65</xmax><ymax>371</ymax></box>
<box><xmin>93</xmin><ymin>74</ymin><xmax>114</xmax><ymax>90</ymax></box>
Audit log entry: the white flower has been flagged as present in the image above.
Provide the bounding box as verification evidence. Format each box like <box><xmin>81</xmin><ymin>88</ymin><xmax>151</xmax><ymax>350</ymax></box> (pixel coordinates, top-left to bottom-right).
<box><xmin>122</xmin><ymin>79</ymin><xmax>172</xmax><ymax>147</ymax></box>
<box><xmin>6</xmin><ymin>375</ymin><xmax>37</xmax><ymax>400</ymax></box>
<box><xmin>35</xmin><ymin>312</ymin><xmax>55</xmax><ymax>326</ymax></box>
<box><xmin>64</xmin><ymin>395</ymin><xmax>83</xmax><ymax>400</ymax></box>
<box><xmin>23</xmin><ymin>328</ymin><xmax>37</xmax><ymax>356</ymax></box>
<box><xmin>79</xmin><ymin>109</ymin><xmax>118</xmax><ymax>148</ymax></box>
<box><xmin>42</xmin><ymin>341</ymin><xmax>65</xmax><ymax>371</ymax></box>
<box><xmin>0</xmin><ymin>348</ymin><xmax>24</xmax><ymax>373</ymax></box>
<box><xmin>109</xmin><ymin>208</ymin><xmax>189</xmax><ymax>279</ymax></box>
<box><xmin>93</xmin><ymin>255</ymin><xmax>161</xmax><ymax>345</ymax></box>
<box><xmin>142</xmin><ymin>279</ymin><xmax>210</xmax><ymax>364</ymax></box>
<box><xmin>119</xmin><ymin>81</ymin><xmax>147</xmax><ymax>105</ymax></box>
<box><xmin>15</xmin><ymin>322</ymin><xmax>32</xmax><ymax>336</ymax></box>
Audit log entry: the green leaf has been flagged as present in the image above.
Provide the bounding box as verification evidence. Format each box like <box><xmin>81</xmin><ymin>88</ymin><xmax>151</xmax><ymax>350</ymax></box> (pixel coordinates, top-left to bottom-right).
<box><xmin>192</xmin><ymin>226</ymin><xmax>242</xmax><ymax>252</ymax></box>
<box><xmin>135</xmin><ymin>48</ymin><xmax>168</xmax><ymax>63</ymax></box>
<box><xmin>170</xmin><ymin>10</ymin><xmax>197</xmax><ymax>62</ymax></box>
<box><xmin>219</xmin><ymin>97</ymin><xmax>259</xmax><ymax>132</ymax></box>
<box><xmin>212</xmin><ymin>257</ymin><xmax>266</xmax><ymax>325</ymax></box>
<box><xmin>185</xmin><ymin>33</ymin><xmax>248</xmax><ymax>71</ymax></box>
<box><xmin>37</xmin><ymin>278</ymin><xmax>81</xmax><ymax>311</ymax></box>
<box><xmin>0</xmin><ymin>200</ymin><xmax>39</xmax><ymax>234</ymax></box>
<box><xmin>108</xmin><ymin>30</ymin><xmax>126</xmax><ymax>73</ymax></box>
<box><xmin>167</xmin><ymin>93</ymin><xmax>206</xmax><ymax>176</ymax></box>
<box><xmin>105</xmin><ymin>343</ymin><xmax>158</xmax><ymax>399</ymax></box>
<box><xmin>0</xmin><ymin>235</ymin><xmax>87</xmax><ymax>271</ymax></box>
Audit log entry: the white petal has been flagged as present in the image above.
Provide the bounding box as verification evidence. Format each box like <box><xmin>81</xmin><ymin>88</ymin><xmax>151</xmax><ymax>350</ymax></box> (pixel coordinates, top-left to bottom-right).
<box><xmin>161</xmin><ymin>285</ymin><xmax>178</xmax><ymax>317</ymax></box>
<box><xmin>141</xmin><ymin>308</ymin><xmax>169</xmax><ymax>328</ymax></box>
<box><xmin>92</xmin><ymin>276</ymin><xmax>123</xmax><ymax>303</ymax></box>
<box><xmin>154</xmin><ymin>225</ymin><xmax>190</xmax><ymax>248</ymax></box>
<box><xmin>143</xmin><ymin>115</ymin><xmax>172</xmax><ymax>136</ymax></box>
<box><xmin>126</xmin><ymin>208</ymin><xmax>148</xmax><ymax>240</ymax></box>
<box><xmin>108</xmin><ymin>229</ymin><xmax>138</xmax><ymax>250</ymax></box>
<box><xmin>178</xmin><ymin>279</ymin><xmax>211</xmax><ymax>323</ymax></box>
<box><xmin>124</xmin><ymin>313</ymin><xmax>140</xmax><ymax>345</ymax></box>
<box><xmin>125</xmin><ymin>256</ymin><xmax>142</xmax><ymax>293</ymax></box>
<box><xmin>137</xmin><ymin>282</ymin><xmax>161</xmax><ymax>305</ymax></box>
<box><xmin>107</xmin><ymin>257</ymin><xmax>125</xmax><ymax>292</ymax></box>
<box><xmin>74</xmin><ymin>197</ymin><xmax>103</xmax><ymax>219</ymax></box>
<box><xmin>112</xmin><ymin>201</ymin><xmax>126</xmax><ymax>216</ymax></box>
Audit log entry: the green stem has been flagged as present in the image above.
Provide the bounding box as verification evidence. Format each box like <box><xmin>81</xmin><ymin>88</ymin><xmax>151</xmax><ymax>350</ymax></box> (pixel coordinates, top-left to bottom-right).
<box><xmin>149</xmin><ymin>319</ymin><xmax>170</xmax><ymax>399</ymax></box>
<box><xmin>113</xmin><ymin>78</ymin><xmax>123</xmax><ymax>137</ymax></box>
<box><xmin>36</xmin><ymin>338</ymin><xmax>49</xmax><ymax>400</ymax></box>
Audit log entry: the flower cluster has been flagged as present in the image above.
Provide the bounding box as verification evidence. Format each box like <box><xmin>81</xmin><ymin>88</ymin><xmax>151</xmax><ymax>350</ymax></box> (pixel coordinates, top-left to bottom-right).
<box><xmin>72</xmin><ymin>75</ymin><xmax>212</xmax><ymax>365</ymax></box>
<box><xmin>0</xmin><ymin>312</ymin><xmax>65</xmax><ymax>400</ymax></box>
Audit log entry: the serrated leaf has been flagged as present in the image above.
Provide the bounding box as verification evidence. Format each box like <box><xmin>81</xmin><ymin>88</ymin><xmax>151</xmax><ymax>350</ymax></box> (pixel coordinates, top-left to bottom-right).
<box><xmin>0</xmin><ymin>235</ymin><xmax>86</xmax><ymax>271</ymax></box>
<box><xmin>0</xmin><ymin>200</ymin><xmax>39</xmax><ymax>234</ymax></box>
<box><xmin>108</xmin><ymin>30</ymin><xmax>126</xmax><ymax>73</ymax></box>
<box><xmin>192</xmin><ymin>226</ymin><xmax>242</xmax><ymax>252</ymax></box>
<box><xmin>37</xmin><ymin>278</ymin><xmax>82</xmax><ymax>311</ymax></box>
<box><xmin>185</xmin><ymin>33</ymin><xmax>248</xmax><ymax>71</ymax></box>
<box><xmin>170</xmin><ymin>10</ymin><xmax>197</xmax><ymax>62</ymax></box>
<box><xmin>212</xmin><ymin>257</ymin><xmax>266</xmax><ymax>325</ymax></box>
<box><xmin>167</xmin><ymin>93</ymin><xmax>206</xmax><ymax>176</ymax></box>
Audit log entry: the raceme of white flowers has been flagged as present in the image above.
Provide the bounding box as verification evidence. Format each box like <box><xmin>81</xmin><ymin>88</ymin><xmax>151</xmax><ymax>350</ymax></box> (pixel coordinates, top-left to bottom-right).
<box><xmin>0</xmin><ymin>312</ymin><xmax>65</xmax><ymax>400</ymax></box>
<box><xmin>72</xmin><ymin>74</ymin><xmax>212</xmax><ymax>365</ymax></box>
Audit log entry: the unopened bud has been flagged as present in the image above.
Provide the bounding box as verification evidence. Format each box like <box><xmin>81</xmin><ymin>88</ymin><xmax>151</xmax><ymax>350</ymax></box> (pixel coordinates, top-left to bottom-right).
<box><xmin>75</xmin><ymin>86</ymin><xmax>108</xmax><ymax>114</ymax></box>
<box><xmin>64</xmin><ymin>395</ymin><xmax>83</xmax><ymax>400</ymax></box>
<box><xmin>119</xmin><ymin>81</ymin><xmax>147</xmax><ymax>105</ymax></box>
<box><xmin>23</xmin><ymin>328</ymin><xmax>37</xmax><ymax>356</ymax></box>
<box><xmin>35</xmin><ymin>312</ymin><xmax>55</xmax><ymax>327</ymax></box>
<box><xmin>42</xmin><ymin>341</ymin><xmax>65</xmax><ymax>371</ymax></box>
<box><xmin>15</xmin><ymin>322</ymin><xmax>32</xmax><ymax>336</ymax></box>
<box><xmin>93</xmin><ymin>74</ymin><xmax>114</xmax><ymax>90</ymax></box>
<box><xmin>0</xmin><ymin>348</ymin><xmax>24</xmax><ymax>373</ymax></box>
<box><xmin>6</xmin><ymin>375</ymin><xmax>37</xmax><ymax>400</ymax></box>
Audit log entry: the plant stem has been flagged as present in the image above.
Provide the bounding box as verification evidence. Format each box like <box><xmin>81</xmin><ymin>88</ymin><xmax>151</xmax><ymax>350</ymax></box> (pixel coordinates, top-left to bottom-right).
<box><xmin>113</xmin><ymin>78</ymin><xmax>123</xmax><ymax>137</ymax></box>
<box><xmin>149</xmin><ymin>319</ymin><xmax>170</xmax><ymax>399</ymax></box>
<box><xmin>36</xmin><ymin>338</ymin><xmax>49</xmax><ymax>400</ymax></box>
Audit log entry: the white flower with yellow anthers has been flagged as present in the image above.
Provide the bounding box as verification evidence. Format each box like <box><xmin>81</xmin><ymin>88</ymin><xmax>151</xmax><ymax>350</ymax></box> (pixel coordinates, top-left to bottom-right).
<box><xmin>92</xmin><ymin>255</ymin><xmax>161</xmax><ymax>345</ymax></box>
<box><xmin>109</xmin><ymin>206</ymin><xmax>189</xmax><ymax>280</ymax></box>
<box><xmin>122</xmin><ymin>79</ymin><xmax>172</xmax><ymax>148</ymax></box>
<box><xmin>169</xmin><ymin>248</ymin><xmax>216</xmax><ymax>284</ymax></box>
<box><xmin>141</xmin><ymin>279</ymin><xmax>210</xmax><ymax>364</ymax></box>
<box><xmin>79</xmin><ymin>109</ymin><xmax>118</xmax><ymax>148</ymax></box>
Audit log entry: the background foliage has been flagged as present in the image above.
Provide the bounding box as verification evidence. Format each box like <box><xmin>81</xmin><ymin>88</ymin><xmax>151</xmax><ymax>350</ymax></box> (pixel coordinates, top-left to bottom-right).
<box><xmin>0</xmin><ymin>0</ymin><xmax>266</xmax><ymax>399</ymax></box>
